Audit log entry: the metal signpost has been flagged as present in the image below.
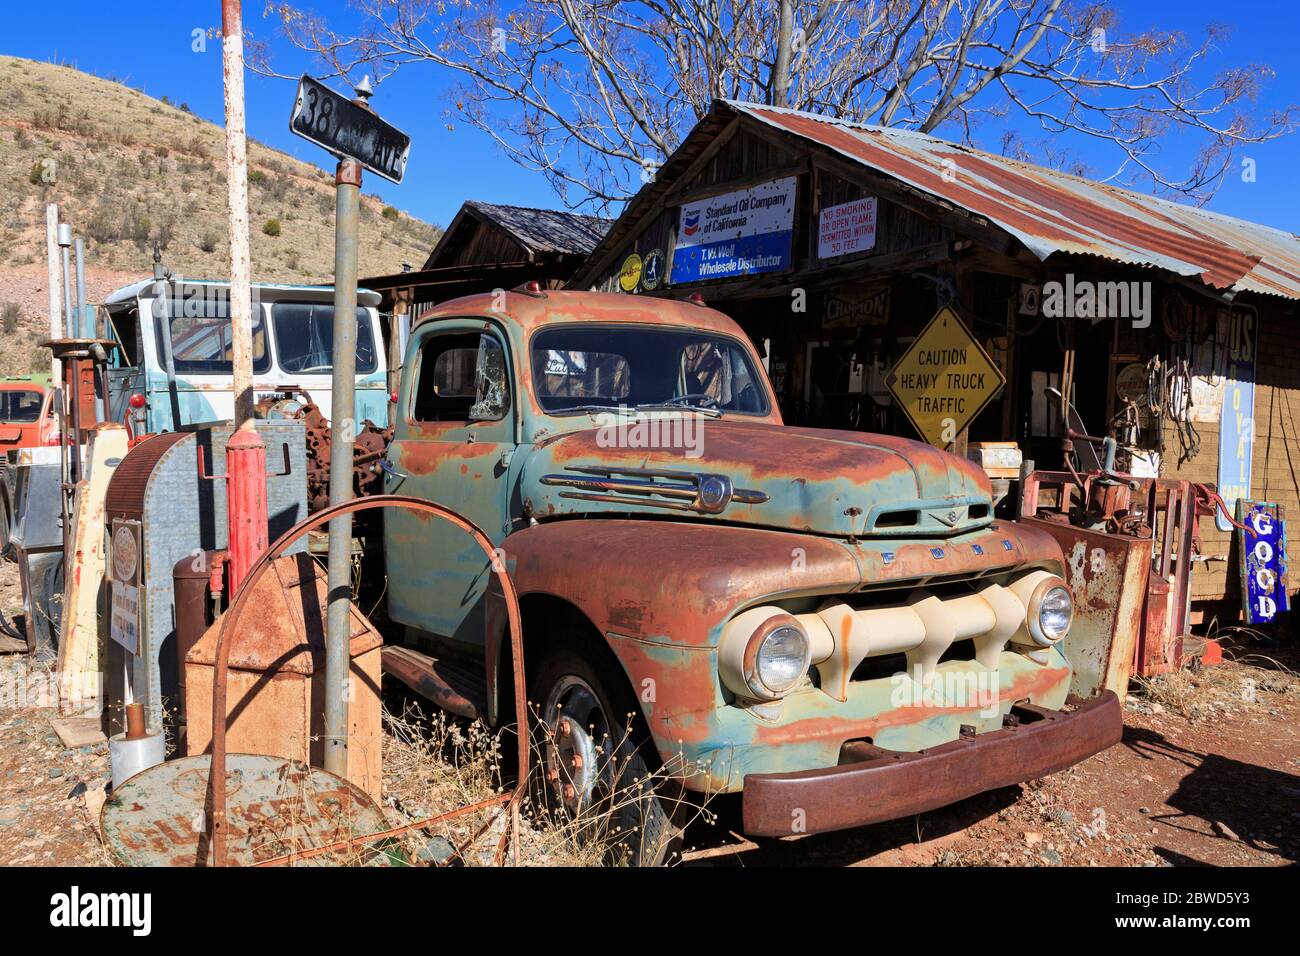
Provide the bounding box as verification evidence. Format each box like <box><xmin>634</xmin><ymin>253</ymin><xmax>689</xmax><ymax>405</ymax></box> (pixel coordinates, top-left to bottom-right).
<box><xmin>289</xmin><ymin>73</ymin><xmax>409</xmax><ymax>777</ymax></box>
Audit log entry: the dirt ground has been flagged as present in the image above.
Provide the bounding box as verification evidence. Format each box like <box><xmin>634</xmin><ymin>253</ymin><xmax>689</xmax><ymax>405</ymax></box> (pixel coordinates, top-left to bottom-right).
<box><xmin>2</xmin><ymin>555</ymin><xmax>1297</xmax><ymax>867</ymax></box>
<box><xmin>686</xmin><ymin>656</ymin><xmax>1300</xmax><ymax>867</ymax></box>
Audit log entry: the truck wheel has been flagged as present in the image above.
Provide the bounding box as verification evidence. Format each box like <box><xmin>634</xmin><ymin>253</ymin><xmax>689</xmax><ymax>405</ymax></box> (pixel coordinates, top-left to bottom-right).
<box><xmin>0</xmin><ymin>461</ymin><xmax>11</xmax><ymax>557</ymax></box>
<box><xmin>0</xmin><ymin>487</ymin><xmax>10</xmax><ymax>558</ymax></box>
<box><xmin>27</xmin><ymin>556</ymin><xmax>63</xmax><ymax>662</ymax></box>
<box><xmin>530</xmin><ymin>647</ymin><xmax>683</xmax><ymax>866</ymax></box>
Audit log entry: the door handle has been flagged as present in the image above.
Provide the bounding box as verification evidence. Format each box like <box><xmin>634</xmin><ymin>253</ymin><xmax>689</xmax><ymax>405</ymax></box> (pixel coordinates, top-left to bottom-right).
<box><xmin>380</xmin><ymin>457</ymin><xmax>408</xmax><ymax>490</ymax></box>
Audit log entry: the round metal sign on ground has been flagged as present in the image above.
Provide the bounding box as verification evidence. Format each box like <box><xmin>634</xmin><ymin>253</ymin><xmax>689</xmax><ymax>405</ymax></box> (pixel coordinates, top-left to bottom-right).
<box><xmin>101</xmin><ymin>754</ymin><xmax>390</xmax><ymax>867</ymax></box>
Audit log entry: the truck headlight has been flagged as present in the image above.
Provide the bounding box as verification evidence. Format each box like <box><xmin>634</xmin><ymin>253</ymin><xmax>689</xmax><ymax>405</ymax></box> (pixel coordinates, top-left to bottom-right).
<box><xmin>719</xmin><ymin>607</ymin><xmax>811</xmax><ymax>701</ymax></box>
<box><xmin>1027</xmin><ymin>579</ymin><xmax>1073</xmax><ymax>645</ymax></box>
<box><xmin>752</xmin><ymin>623</ymin><xmax>809</xmax><ymax>696</ymax></box>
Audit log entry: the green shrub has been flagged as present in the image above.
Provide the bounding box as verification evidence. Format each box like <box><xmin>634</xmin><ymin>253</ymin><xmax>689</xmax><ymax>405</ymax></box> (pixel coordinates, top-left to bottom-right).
<box><xmin>261</xmin><ymin>218</ymin><xmax>281</xmax><ymax>237</ymax></box>
<box><xmin>248</xmin><ymin>168</ymin><xmax>267</xmax><ymax>184</ymax></box>
<box><xmin>382</xmin><ymin>205</ymin><xmax>400</xmax><ymax>220</ymax></box>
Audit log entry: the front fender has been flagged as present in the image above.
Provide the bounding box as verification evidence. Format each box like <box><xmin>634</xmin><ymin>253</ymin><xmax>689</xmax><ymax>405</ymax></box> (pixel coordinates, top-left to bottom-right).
<box><xmin>494</xmin><ymin>517</ymin><xmax>1069</xmax><ymax>774</ymax></box>
<box><xmin>504</xmin><ymin>519</ymin><xmax>864</xmax><ymax>646</ymax></box>
<box><xmin>493</xmin><ymin>519</ymin><xmax>860</xmax><ymax>735</ymax></box>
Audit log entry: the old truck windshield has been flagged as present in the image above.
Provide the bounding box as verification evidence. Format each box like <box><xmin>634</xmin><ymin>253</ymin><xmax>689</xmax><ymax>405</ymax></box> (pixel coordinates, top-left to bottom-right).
<box><xmin>161</xmin><ymin>298</ymin><xmax>270</xmax><ymax>375</ymax></box>
<box><xmin>532</xmin><ymin>325</ymin><xmax>768</xmax><ymax>415</ymax></box>
<box><xmin>0</xmin><ymin>390</ymin><xmax>42</xmax><ymax>422</ymax></box>
<box><xmin>271</xmin><ymin>304</ymin><xmax>378</xmax><ymax>375</ymax></box>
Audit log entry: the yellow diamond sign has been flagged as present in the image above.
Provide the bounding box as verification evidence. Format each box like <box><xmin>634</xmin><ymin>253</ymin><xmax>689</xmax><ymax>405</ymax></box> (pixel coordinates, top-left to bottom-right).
<box><xmin>886</xmin><ymin>306</ymin><xmax>1004</xmax><ymax>447</ymax></box>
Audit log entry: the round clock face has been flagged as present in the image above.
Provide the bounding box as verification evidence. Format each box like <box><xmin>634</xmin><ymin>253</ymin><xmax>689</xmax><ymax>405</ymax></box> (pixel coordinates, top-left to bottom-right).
<box><xmin>112</xmin><ymin>524</ymin><xmax>139</xmax><ymax>584</ymax></box>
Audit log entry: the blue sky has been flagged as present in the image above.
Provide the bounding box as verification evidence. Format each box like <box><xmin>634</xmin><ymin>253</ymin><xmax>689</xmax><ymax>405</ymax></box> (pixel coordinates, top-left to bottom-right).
<box><xmin>5</xmin><ymin>0</ymin><xmax>1298</xmax><ymax>232</ymax></box>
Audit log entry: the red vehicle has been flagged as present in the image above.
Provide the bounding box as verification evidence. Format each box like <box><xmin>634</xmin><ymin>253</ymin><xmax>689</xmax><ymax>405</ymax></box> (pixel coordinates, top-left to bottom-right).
<box><xmin>0</xmin><ymin>378</ymin><xmax>57</xmax><ymax>552</ymax></box>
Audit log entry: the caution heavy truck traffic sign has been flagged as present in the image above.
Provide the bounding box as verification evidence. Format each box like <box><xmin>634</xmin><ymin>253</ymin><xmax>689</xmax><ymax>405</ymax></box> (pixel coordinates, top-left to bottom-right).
<box><xmin>885</xmin><ymin>306</ymin><xmax>1005</xmax><ymax>448</ymax></box>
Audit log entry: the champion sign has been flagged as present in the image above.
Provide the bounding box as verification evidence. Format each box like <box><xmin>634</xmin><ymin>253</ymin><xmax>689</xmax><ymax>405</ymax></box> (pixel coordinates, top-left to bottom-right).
<box><xmin>670</xmin><ymin>177</ymin><xmax>796</xmax><ymax>284</ymax></box>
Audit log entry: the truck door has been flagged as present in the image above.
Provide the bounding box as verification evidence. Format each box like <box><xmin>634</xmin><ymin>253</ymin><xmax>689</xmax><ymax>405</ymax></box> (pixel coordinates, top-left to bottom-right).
<box><xmin>383</xmin><ymin>320</ymin><xmax>517</xmax><ymax>649</ymax></box>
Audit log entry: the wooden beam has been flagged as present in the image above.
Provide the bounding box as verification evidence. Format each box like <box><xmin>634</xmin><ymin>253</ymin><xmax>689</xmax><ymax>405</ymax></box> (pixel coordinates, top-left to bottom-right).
<box><xmin>668</xmin><ymin>159</ymin><xmax>809</xmax><ymax>206</ymax></box>
<box><xmin>573</xmin><ymin>115</ymin><xmax>744</xmax><ymax>289</ymax></box>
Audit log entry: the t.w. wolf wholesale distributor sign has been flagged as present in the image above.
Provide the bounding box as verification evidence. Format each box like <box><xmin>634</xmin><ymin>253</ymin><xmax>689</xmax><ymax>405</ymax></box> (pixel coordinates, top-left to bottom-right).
<box><xmin>670</xmin><ymin>177</ymin><xmax>796</xmax><ymax>284</ymax></box>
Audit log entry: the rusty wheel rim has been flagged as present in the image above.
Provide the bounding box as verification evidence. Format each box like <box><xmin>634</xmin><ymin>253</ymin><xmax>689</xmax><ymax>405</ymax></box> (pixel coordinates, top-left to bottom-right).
<box><xmin>544</xmin><ymin>675</ymin><xmax>616</xmax><ymax>816</ymax></box>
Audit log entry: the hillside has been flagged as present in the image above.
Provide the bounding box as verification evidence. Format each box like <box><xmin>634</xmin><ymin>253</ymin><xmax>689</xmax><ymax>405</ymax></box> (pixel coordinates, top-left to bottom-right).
<box><xmin>0</xmin><ymin>55</ymin><xmax>441</xmax><ymax>375</ymax></box>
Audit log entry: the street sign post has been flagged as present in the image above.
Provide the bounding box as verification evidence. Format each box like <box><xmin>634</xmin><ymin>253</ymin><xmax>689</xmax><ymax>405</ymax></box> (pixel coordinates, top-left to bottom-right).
<box><xmin>885</xmin><ymin>305</ymin><xmax>1005</xmax><ymax>448</ymax></box>
<box><xmin>288</xmin><ymin>74</ymin><xmax>411</xmax><ymax>778</ymax></box>
<box><xmin>289</xmin><ymin>74</ymin><xmax>411</xmax><ymax>184</ymax></box>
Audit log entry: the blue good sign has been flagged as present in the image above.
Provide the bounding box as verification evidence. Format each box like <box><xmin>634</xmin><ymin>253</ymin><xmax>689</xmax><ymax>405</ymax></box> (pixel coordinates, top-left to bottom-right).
<box><xmin>1238</xmin><ymin>500</ymin><xmax>1289</xmax><ymax>624</ymax></box>
<box><xmin>1216</xmin><ymin>305</ymin><xmax>1258</xmax><ymax>532</ymax></box>
<box><xmin>669</xmin><ymin>177</ymin><xmax>796</xmax><ymax>284</ymax></box>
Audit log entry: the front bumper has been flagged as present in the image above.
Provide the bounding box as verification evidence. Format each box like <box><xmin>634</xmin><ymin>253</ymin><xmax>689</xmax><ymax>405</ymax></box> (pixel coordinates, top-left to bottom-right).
<box><xmin>741</xmin><ymin>691</ymin><xmax>1121</xmax><ymax>837</ymax></box>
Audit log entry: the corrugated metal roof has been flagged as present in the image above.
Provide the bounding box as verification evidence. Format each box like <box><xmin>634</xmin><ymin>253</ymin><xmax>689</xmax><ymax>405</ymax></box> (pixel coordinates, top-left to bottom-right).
<box><xmin>729</xmin><ymin>101</ymin><xmax>1300</xmax><ymax>300</ymax></box>
<box><xmin>463</xmin><ymin>200</ymin><xmax>612</xmax><ymax>256</ymax></box>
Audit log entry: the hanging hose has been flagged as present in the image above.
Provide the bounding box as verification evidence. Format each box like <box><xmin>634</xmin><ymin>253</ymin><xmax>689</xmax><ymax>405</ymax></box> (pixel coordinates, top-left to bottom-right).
<box><xmin>1164</xmin><ymin>354</ymin><xmax>1201</xmax><ymax>465</ymax></box>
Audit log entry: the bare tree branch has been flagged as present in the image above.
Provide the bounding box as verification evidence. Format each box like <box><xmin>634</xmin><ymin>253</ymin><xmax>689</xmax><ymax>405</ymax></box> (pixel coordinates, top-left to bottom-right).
<box><xmin>256</xmin><ymin>0</ymin><xmax>1298</xmax><ymax>211</ymax></box>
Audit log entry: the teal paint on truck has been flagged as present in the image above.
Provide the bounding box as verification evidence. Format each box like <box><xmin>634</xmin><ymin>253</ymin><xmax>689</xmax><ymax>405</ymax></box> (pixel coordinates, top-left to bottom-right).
<box><xmin>380</xmin><ymin>289</ymin><xmax>1122</xmax><ymax>839</ymax></box>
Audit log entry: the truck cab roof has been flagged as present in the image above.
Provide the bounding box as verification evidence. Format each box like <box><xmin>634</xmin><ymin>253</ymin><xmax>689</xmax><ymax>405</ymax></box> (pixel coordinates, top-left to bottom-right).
<box><xmin>413</xmin><ymin>288</ymin><xmax>749</xmax><ymax>339</ymax></box>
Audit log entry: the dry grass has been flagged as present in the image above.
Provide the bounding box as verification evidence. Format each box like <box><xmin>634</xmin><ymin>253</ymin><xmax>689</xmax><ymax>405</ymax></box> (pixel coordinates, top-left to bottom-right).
<box><xmin>378</xmin><ymin>699</ymin><xmax>716</xmax><ymax>867</ymax></box>
<box><xmin>0</xmin><ymin>54</ymin><xmax>442</xmax><ymax>374</ymax></box>
<box><xmin>0</xmin><ymin>54</ymin><xmax>440</xmax><ymax>280</ymax></box>
<box><xmin>1131</xmin><ymin>638</ymin><xmax>1300</xmax><ymax>720</ymax></box>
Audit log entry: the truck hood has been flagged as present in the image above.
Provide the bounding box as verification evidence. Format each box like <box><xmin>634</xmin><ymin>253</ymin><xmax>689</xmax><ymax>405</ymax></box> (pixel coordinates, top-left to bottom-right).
<box><xmin>521</xmin><ymin>419</ymin><xmax>993</xmax><ymax>538</ymax></box>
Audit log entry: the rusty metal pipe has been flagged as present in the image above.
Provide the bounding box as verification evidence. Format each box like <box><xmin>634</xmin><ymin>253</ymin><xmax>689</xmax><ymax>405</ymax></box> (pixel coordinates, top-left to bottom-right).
<box><xmin>207</xmin><ymin>495</ymin><xmax>528</xmax><ymax>867</ymax></box>
<box><xmin>45</xmin><ymin>204</ymin><xmax>60</xmax><ymax>381</ymax></box>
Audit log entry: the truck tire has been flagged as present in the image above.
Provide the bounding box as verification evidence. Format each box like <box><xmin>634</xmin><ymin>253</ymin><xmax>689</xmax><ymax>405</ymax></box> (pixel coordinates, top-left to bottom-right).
<box><xmin>0</xmin><ymin>460</ymin><xmax>10</xmax><ymax>557</ymax></box>
<box><xmin>529</xmin><ymin>645</ymin><xmax>684</xmax><ymax>866</ymax></box>
<box><xmin>0</xmin><ymin>485</ymin><xmax>10</xmax><ymax>558</ymax></box>
<box><xmin>27</xmin><ymin>555</ymin><xmax>63</xmax><ymax>662</ymax></box>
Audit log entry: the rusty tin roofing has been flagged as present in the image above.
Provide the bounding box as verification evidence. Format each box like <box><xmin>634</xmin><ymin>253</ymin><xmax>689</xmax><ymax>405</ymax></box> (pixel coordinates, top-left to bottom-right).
<box><xmin>728</xmin><ymin>101</ymin><xmax>1300</xmax><ymax>300</ymax></box>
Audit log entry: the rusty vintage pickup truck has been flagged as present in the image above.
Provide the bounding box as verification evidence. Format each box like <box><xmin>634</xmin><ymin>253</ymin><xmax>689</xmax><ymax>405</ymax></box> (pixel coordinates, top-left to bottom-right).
<box><xmin>380</xmin><ymin>287</ymin><xmax>1122</xmax><ymax>864</ymax></box>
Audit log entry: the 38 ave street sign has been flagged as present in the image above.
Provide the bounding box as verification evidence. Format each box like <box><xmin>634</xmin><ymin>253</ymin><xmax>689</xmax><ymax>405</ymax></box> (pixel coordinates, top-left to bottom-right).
<box><xmin>289</xmin><ymin>75</ymin><xmax>411</xmax><ymax>183</ymax></box>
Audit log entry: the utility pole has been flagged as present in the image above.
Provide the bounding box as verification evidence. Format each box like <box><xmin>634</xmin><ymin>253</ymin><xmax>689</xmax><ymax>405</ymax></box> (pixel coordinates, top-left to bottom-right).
<box><xmin>222</xmin><ymin>0</ymin><xmax>254</xmax><ymax>428</ymax></box>
<box><xmin>220</xmin><ymin>0</ymin><xmax>267</xmax><ymax>596</ymax></box>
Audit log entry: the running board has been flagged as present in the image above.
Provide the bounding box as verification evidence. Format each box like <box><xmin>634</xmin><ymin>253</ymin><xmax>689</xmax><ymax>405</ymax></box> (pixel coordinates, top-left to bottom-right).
<box><xmin>381</xmin><ymin>645</ymin><xmax>486</xmax><ymax>720</ymax></box>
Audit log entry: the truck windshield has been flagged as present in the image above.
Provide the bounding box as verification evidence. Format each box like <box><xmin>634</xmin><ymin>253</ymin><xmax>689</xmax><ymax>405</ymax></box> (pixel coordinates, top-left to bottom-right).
<box><xmin>161</xmin><ymin>298</ymin><xmax>271</xmax><ymax>374</ymax></box>
<box><xmin>531</xmin><ymin>325</ymin><xmax>768</xmax><ymax>416</ymax></box>
<box><xmin>0</xmin><ymin>390</ymin><xmax>43</xmax><ymax>422</ymax></box>
<box><xmin>271</xmin><ymin>303</ymin><xmax>378</xmax><ymax>375</ymax></box>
